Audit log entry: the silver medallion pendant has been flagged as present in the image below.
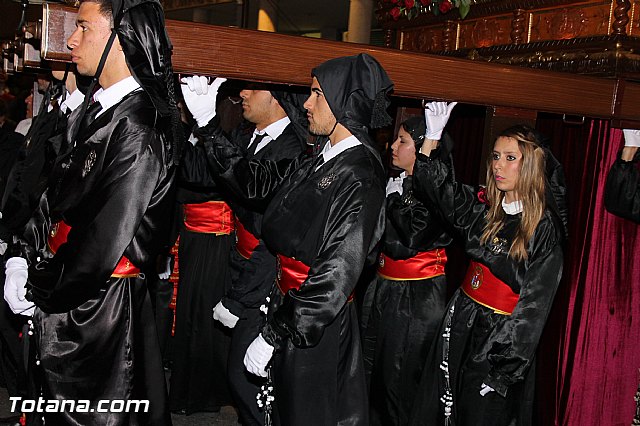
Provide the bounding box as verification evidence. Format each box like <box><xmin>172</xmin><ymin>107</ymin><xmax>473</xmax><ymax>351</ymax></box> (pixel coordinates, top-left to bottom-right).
<box><xmin>82</xmin><ymin>150</ymin><xmax>97</xmax><ymax>178</ymax></box>
<box><xmin>318</xmin><ymin>173</ymin><xmax>337</xmax><ymax>190</ymax></box>
<box><xmin>488</xmin><ymin>236</ymin><xmax>509</xmax><ymax>255</ymax></box>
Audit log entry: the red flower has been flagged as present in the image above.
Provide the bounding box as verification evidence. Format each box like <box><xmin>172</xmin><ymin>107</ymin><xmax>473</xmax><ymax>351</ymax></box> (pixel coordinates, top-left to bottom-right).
<box><xmin>439</xmin><ymin>0</ymin><xmax>453</xmax><ymax>13</ymax></box>
<box><xmin>404</xmin><ymin>0</ymin><xmax>415</xmax><ymax>8</ymax></box>
<box><xmin>390</xmin><ymin>6</ymin><xmax>401</xmax><ymax>20</ymax></box>
<box><xmin>419</xmin><ymin>0</ymin><xmax>430</xmax><ymax>5</ymax></box>
<box><xmin>477</xmin><ymin>187</ymin><xmax>490</xmax><ymax>206</ymax></box>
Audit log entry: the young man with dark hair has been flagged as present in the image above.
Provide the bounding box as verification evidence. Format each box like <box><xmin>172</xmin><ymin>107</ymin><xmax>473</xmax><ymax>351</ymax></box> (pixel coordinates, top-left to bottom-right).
<box><xmin>3</xmin><ymin>0</ymin><xmax>181</xmax><ymax>423</ymax></box>
<box><xmin>181</xmin><ymin>53</ymin><xmax>393</xmax><ymax>425</ymax></box>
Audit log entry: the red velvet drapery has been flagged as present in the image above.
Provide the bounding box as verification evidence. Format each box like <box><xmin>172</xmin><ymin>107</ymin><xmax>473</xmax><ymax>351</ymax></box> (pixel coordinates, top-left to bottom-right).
<box><xmin>535</xmin><ymin>117</ymin><xmax>640</xmax><ymax>426</ymax></box>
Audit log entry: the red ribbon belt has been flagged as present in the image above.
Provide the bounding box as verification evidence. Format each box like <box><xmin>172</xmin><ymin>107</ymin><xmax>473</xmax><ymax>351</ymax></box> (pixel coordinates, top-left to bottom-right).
<box><xmin>183</xmin><ymin>201</ymin><xmax>234</xmax><ymax>235</ymax></box>
<box><xmin>235</xmin><ymin>218</ymin><xmax>260</xmax><ymax>259</ymax></box>
<box><xmin>377</xmin><ymin>249</ymin><xmax>447</xmax><ymax>281</ymax></box>
<box><xmin>460</xmin><ymin>261</ymin><xmax>519</xmax><ymax>315</ymax></box>
<box><xmin>47</xmin><ymin>221</ymin><xmax>140</xmax><ymax>278</ymax></box>
<box><xmin>276</xmin><ymin>255</ymin><xmax>310</xmax><ymax>294</ymax></box>
<box><xmin>276</xmin><ymin>254</ymin><xmax>354</xmax><ymax>302</ymax></box>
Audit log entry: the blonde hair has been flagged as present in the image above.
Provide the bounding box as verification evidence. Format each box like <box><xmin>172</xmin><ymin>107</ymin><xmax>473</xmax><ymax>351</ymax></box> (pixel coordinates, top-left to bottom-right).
<box><xmin>480</xmin><ymin>125</ymin><xmax>546</xmax><ymax>262</ymax></box>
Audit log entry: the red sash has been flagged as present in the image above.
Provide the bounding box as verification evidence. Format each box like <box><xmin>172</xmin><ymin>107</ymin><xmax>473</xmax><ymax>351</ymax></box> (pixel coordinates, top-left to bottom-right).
<box><xmin>460</xmin><ymin>261</ymin><xmax>519</xmax><ymax>315</ymax></box>
<box><xmin>47</xmin><ymin>221</ymin><xmax>140</xmax><ymax>278</ymax></box>
<box><xmin>377</xmin><ymin>249</ymin><xmax>447</xmax><ymax>281</ymax></box>
<box><xmin>183</xmin><ymin>201</ymin><xmax>234</xmax><ymax>235</ymax></box>
<box><xmin>235</xmin><ymin>218</ymin><xmax>260</xmax><ymax>259</ymax></box>
<box><xmin>276</xmin><ymin>254</ymin><xmax>354</xmax><ymax>302</ymax></box>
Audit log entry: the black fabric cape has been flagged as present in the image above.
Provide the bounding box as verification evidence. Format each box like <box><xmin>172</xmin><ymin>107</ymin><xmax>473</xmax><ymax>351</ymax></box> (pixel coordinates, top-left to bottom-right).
<box><xmin>196</xmin><ymin>118</ymin><xmax>386</xmax><ymax>425</ymax></box>
<box><xmin>19</xmin><ymin>90</ymin><xmax>174</xmax><ymax>425</ymax></box>
<box><xmin>408</xmin><ymin>153</ymin><xmax>564</xmax><ymax>426</ymax></box>
<box><xmin>604</xmin><ymin>148</ymin><xmax>640</xmax><ymax>223</ymax></box>
<box><xmin>362</xmin><ymin>172</ymin><xmax>452</xmax><ymax>426</ymax></box>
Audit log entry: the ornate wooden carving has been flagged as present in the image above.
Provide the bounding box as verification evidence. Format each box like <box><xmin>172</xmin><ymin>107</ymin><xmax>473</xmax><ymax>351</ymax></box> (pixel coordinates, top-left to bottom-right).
<box><xmin>511</xmin><ymin>9</ymin><xmax>526</xmax><ymax>45</ymax></box>
<box><xmin>612</xmin><ymin>0</ymin><xmax>631</xmax><ymax>35</ymax></box>
<box><xmin>378</xmin><ymin>0</ymin><xmax>640</xmax><ymax>78</ymax></box>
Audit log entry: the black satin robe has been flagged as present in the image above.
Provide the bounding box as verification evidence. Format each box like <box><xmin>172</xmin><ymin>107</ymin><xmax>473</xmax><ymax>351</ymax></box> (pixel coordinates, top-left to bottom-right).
<box><xmin>168</xmin><ymin>139</ymin><xmax>234</xmax><ymax>414</ymax></box>
<box><xmin>197</xmin><ymin>118</ymin><xmax>385</xmax><ymax>426</ymax></box>
<box><xmin>409</xmin><ymin>154</ymin><xmax>564</xmax><ymax>426</ymax></box>
<box><xmin>362</xmin><ymin>174</ymin><xmax>451</xmax><ymax>426</ymax></box>
<box><xmin>604</xmin><ymin>149</ymin><xmax>640</xmax><ymax>223</ymax></box>
<box><xmin>226</xmin><ymin>124</ymin><xmax>306</xmax><ymax>426</ymax></box>
<box><xmin>20</xmin><ymin>90</ymin><xmax>174</xmax><ymax>425</ymax></box>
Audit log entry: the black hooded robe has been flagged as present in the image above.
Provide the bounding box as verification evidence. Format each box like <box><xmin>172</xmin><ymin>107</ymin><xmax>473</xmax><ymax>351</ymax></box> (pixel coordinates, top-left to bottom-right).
<box><xmin>362</xmin><ymin>173</ymin><xmax>452</xmax><ymax>426</ymax></box>
<box><xmin>195</xmin><ymin>118</ymin><xmax>385</xmax><ymax>425</ymax></box>
<box><xmin>604</xmin><ymin>148</ymin><xmax>640</xmax><ymax>223</ymax></box>
<box><xmin>168</xmin><ymin>139</ymin><xmax>235</xmax><ymax>415</ymax></box>
<box><xmin>223</xmin><ymin>120</ymin><xmax>307</xmax><ymax>426</ymax></box>
<box><xmin>22</xmin><ymin>90</ymin><xmax>174</xmax><ymax>426</ymax></box>
<box><xmin>408</xmin><ymin>153</ymin><xmax>564</xmax><ymax>426</ymax></box>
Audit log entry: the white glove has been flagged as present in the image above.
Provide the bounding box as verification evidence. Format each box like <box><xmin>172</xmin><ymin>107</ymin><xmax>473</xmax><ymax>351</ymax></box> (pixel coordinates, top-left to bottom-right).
<box><xmin>158</xmin><ymin>256</ymin><xmax>172</xmax><ymax>280</ymax></box>
<box><xmin>243</xmin><ymin>333</ymin><xmax>274</xmax><ymax>377</ymax></box>
<box><xmin>386</xmin><ymin>176</ymin><xmax>404</xmax><ymax>196</ymax></box>
<box><xmin>4</xmin><ymin>257</ymin><xmax>35</xmax><ymax>316</ymax></box>
<box><xmin>479</xmin><ymin>383</ymin><xmax>495</xmax><ymax>396</ymax></box>
<box><xmin>213</xmin><ymin>301</ymin><xmax>239</xmax><ymax>328</ymax></box>
<box><xmin>180</xmin><ymin>76</ymin><xmax>227</xmax><ymax>127</ymax></box>
<box><xmin>424</xmin><ymin>101</ymin><xmax>457</xmax><ymax>140</ymax></box>
<box><xmin>623</xmin><ymin>129</ymin><xmax>640</xmax><ymax>147</ymax></box>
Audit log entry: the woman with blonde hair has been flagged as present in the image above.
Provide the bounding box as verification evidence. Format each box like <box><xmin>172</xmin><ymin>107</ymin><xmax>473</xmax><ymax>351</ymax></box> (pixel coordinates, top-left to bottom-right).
<box><xmin>409</xmin><ymin>113</ymin><xmax>566</xmax><ymax>426</ymax></box>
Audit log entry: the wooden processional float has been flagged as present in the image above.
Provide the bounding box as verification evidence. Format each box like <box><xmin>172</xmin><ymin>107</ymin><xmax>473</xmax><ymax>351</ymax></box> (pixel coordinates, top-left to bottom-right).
<box><xmin>36</xmin><ymin>2</ymin><xmax>640</xmax><ymax>127</ymax></box>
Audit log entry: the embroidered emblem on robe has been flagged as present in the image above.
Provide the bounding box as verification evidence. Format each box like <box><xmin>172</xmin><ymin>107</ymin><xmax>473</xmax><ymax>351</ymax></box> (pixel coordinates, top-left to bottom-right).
<box><xmin>318</xmin><ymin>173</ymin><xmax>338</xmax><ymax>190</ymax></box>
<box><xmin>82</xmin><ymin>150</ymin><xmax>97</xmax><ymax>178</ymax></box>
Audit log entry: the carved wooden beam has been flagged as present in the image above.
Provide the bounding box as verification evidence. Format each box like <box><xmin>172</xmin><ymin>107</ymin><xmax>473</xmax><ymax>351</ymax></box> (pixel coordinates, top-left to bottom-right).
<box><xmin>166</xmin><ymin>20</ymin><xmax>640</xmax><ymax>121</ymax></box>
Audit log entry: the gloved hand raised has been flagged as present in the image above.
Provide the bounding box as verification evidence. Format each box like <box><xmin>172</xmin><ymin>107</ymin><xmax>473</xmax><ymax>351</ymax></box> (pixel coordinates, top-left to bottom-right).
<box><xmin>213</xmin><ymin>300</ymin><xmax>239</xmax><ymax>328</ymax></box>
<box><xmin>244</xmin><ymin>333</ymin><xmax>274</xmax><ymax>377</ymax></box>
<box><xmin>623</xmin><ymin>129</ymin><xmax>640</xmax><ymax>147</ymax></box>
<box><xmin>424</xmin><ymin>101</ymin><xmax>457</xmax><ymax>140</ymax></box>
<box><xmin>180</xmin><ymin>76</ymin><xmax>227</xmax><ymax>127</ymax></box>
<box><xmin>4</xmin><ymin>257</ymin><xmax>35</xmax><ymax>316</ymax></box>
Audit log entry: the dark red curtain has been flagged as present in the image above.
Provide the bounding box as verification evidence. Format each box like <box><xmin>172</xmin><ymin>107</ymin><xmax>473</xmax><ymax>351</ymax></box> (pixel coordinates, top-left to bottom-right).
<box><xmin>535</xmin><ymin>116</ymin><xmax>640</xmax><ymax>426</ymax></box>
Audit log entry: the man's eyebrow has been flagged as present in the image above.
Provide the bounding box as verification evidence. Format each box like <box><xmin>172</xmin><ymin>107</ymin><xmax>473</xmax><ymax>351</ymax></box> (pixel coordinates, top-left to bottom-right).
<box><xmin>311</xmin><ymin>87</ymin><xmax>323</xmax><ymax>94</ymax></box>
<box><xmin>76</xmin><ymin>18</ymin><xmax>89</xmax><ymax>25</ymax></box>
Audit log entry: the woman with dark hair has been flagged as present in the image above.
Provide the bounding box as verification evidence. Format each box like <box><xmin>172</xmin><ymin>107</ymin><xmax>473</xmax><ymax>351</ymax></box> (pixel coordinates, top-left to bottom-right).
<box><xmin>410</xmin><ymin>115</ymin><xmax>566</xmax><ymax>426</ymax></box>
<box><xmin>362</xmin><ymin>115</ymin><xmax>452</xmax><ymax>426</ymax></box>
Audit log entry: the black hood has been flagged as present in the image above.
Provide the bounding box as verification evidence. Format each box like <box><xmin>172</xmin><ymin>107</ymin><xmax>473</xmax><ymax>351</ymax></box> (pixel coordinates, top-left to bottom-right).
<box><xmin>73</xmin><ymin>0</ymin><xmax>183</xmax><ymax>163</ymax></box>
<box><xmin>311</xmin><ymin>53</ymin><xmax>393</xmax><ymax>152</ymax></box>
<box><xmin>271</xmin><ymin>89</ymin><xmax>309</xmax><ymax>145</ymax></box>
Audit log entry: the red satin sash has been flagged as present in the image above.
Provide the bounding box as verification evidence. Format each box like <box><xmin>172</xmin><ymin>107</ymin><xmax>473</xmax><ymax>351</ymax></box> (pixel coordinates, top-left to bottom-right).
<box><xmin>47</xmin><ymin>221</ymin><xmax>140</xmax><ymax>277</ymax></box>
<box><xmin>377</xmin><ymin>248</ymin><xmax>447</xmax><ymax>281</ymax></box>
<box><xmin>183</xmin><ymin>201</ymin><xmax>234</xmax><ymax>234</ymax></box>
<box><xmin>235</xmin><ymin>218</ymin><xmax>260</xmax><ymax>259</ymax></box>
<box><xmin>461</xmin><ymin>261</ymin><xmax>519</xmax><ymax>315</ymax></box>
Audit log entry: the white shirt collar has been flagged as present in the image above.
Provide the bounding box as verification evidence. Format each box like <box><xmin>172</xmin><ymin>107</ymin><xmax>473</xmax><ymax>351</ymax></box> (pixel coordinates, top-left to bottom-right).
<box><xmin>93</xmin><ymin>76</ymin><xmax>141</xmax><ymax>117</ymax></box>
<box><xmin>319</xmin><ymin>135</ymin><xmax>362</xmax><ymax>167</ymax></box>
<box><xmin>502</xmin><ymin>198</ymin><xmax>523</xmax><ymax>215</ymax></box>
<box><xmin>249</xmin><ymin>116</ymin><xmax>291</xmax><ymax>154</ymax></box>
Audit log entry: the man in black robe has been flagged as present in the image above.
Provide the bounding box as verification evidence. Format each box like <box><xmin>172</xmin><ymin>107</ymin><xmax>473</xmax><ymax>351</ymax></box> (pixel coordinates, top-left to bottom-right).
<box><xmin>178</xmin><ymin>77</ymin><xmax>307</xmax><ymax>424</ymax></box>
<box><xmin>181</xmin><ymin>53</ymin><xmax>393</xmax><ymax>425</ymax></box>
<box><xmin>3</xmin><ymin>0</ymin><xmax>181</xmax><ymax>423</ymax></box>
<box><xmin>605</xmin><ymin>129</ymin><xmax>640</xmax><ymax>223</ymax></box>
